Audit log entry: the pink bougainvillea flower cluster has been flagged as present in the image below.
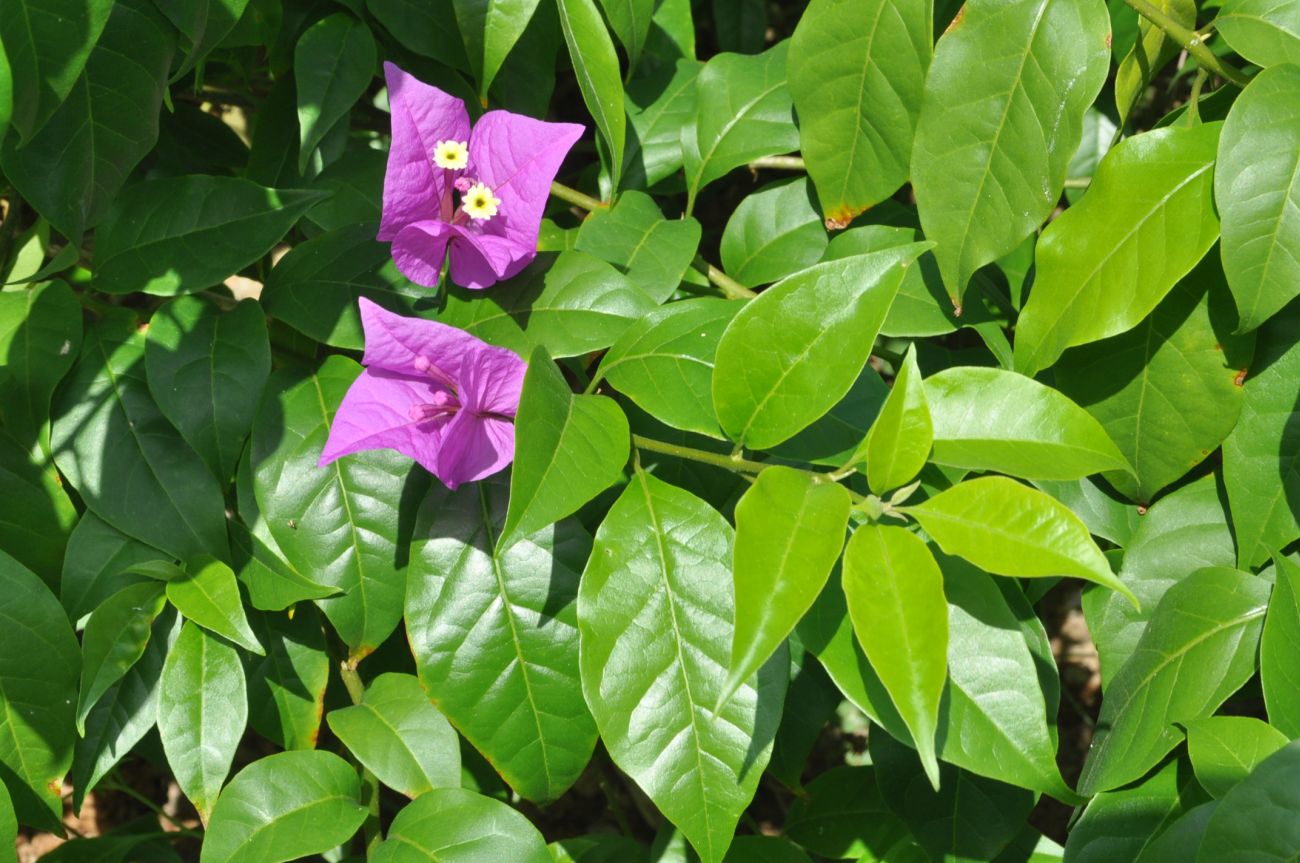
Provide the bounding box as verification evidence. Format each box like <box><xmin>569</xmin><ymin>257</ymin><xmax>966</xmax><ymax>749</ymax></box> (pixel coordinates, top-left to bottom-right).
<box><xmin>379</xmin><ymin>61</ymin><xmax>584</xmax><ymax>291</ymax></box>
<box><xmin>319</xmin><ymin>299</ymin><xmax>527</xmax><ymax>489</ymax></box>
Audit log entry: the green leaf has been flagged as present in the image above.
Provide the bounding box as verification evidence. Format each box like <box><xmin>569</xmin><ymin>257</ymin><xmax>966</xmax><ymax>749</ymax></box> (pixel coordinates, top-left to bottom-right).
<box><xmin>925</xmin><ymin>366</ymin><xmax>1131</xmax><ymax>481</ymax></box>
<box><xmin>860</xmin><ymin>345</ymin><xmax>931</xmax><ymax>494</ymax></box>
<box><xmin>596</xmin><ymin>0</ymin><xmax>653</xmax><ymax>70</ymax></box>
<box><xmin>76</xmin><ymin>582</ymin><xmax>166</xmax><ymax>734</ymax></box>
<box><xmin>843</xmin><ymin>525</ymin><xmax>947</xmax><ymax>788</ymax></box>
<box><xmin>373</xmin><ymin>787</ymin><xmax>552</xmax><ymax>863</ymax></box>
<box><xmin>1014</xmin><ymin>123</ymin><xmax>1223</xmax><ymax>374</ymax></box>
<box><xmin>1261</xmin><ymin>554</ymin><xmax>1300</xmax><ymax>736</ymax></box>
<box><xmin>1186</xmin><ymin>716</ymin><xmax>1289</xmax><ymax>799</ymax></box>
<box><xmin>294</xmin><ymin>13</ymin><xmax>376</xmax><ymax>173</ymax></box>
<box><xmin>454</xmin><ymin>0</ymin><xmax>542</xmax><ymax>98</ymax></box>
<box><xmin>724</xmin><ymin>466</ymin><xmax>850</xmax><ymax>707</ymax></box>
<box><xmin>1066</xmin><ymin>758</ymin><xmax>1209</xmax><ymax>863</ymax></box>
<box><xmin>50</xmin><ymin>310</ymin><xmax>230</xmax><ymax>561</ymax></box>
<box><xmin>1216</xmin><ymin>0</ymin><xmax>1300</xmax><ymax>67</ymax></box>
<box><xmin>246</xmin><ymin>607</ymin><xmax>330</xmax><ymax>751</ymax></box>
<box><xmin>0</xmin><ymin>0</ymin><xmax>174</xmax><ymax>240</ymax></box>
<box><xmin>160</xmin><ymin>0</ymin><xmax>252</xmax><ymax>79</ymax></box>
<box><xmin>0</xmin><ymin>427</ymin><xmax>76</xmax><ymax>587</ymax></box>
<box><xmin>0</xmin><ymin>0</ymin><xmax>112</xmax><ymax>139</ymax></box>
<box><xmin>574</xmin><ymin>191</ymin><xmax>702</xmax><ymax>302</ymax></box>
<box><xmin>1223</xmin><ymin>305</ymin><xmax>1300</xmax><ymax>568</ymax></box>
<box><xmin>70</xmin><ymin>609</ymin><xmax>176</xmax><ymax>812</ymax></box>
<box><xmin>788</xmin><ymin>0</ymin><xmax>931</xmax><ymax>225</ymax></box>
<box><xmin>440</xmin><ymin>252</ymin><xmax>656</xmax><ymax>359</ymax></box>
<box><xmin>682</xmin><ymin>42</ymin><xmax>799</xmax><ymax>210</ymax></box>
<box><xmin>624</xmin><ymin>58</ymin><xmax>701</xmax><ymax>188</ymax></box>
<box><xmin>557</xmin><ymin>0</ymin><xmax>625</xmax><ymax>191</ymax></box>
<box><xmin>1082</xmin><ymin>474</ymin><xmax>1235</xmax><ymax>681</ymax></box>
<box><xmin>1200</xmin><ymin>742</ymin><xmax>1300</xmax><ymax>863</ymax></box>
<box><xmin>903</xmin><ymin>476</ymin><xmax>1138</xmax><ymax>605</ymax></box>
<box><xmin>1033</xmin><ymin>477</ymin><xmax>1140</xmax><ymax>547</ymax></box>
<box><xmin>1055</xmin><ymin>262</ymin><xmax>1254</xmax><ymax>502</ymax></box>
<box><xmin>1115</xmin><ymin>0</ymin><xmax>1195</xmax><ymax>128</ymax></box>
<box><xmin>158</xmin><ymin>621</ymin><xmax>247</xmax><ymax>821</ymax></box>
<box><xmin>721</xmin><ymin>838</ymin><xmax>810</xmax><ymax>863</ymax></box>
<box><xmin>0</xmin><ymin>550</ymin><xmax>79</xmax><ymax>830</ymax></box>
<box><xmin>579</xmin><ymin>472</ymin><xmax>786</xmax><ymax>863</ymax></box>
<box><xmin>165</xmin><ymin>555</ymin><xmax>263</xmax><ymax>654</ymax></box>
<box><xmin>60</xmin><ymin>513</ymin><xmax>167</xmax><ymax>626</ymax></box>
<box><xmin>407</xmin><ymin>478</ymin><xmax>598</xmax><ymax>802</ymax></box>
<box><xmin>783</xmin><ymin>766</ymin><xmax>908</xmax><ymax>859</ymax></box>
<box><xmin>1134</xmin><ymin>802</ymin><xmax>1218</xmax><ymax>863</ymax></box>
<box><xmin>94</xmin><ymin>176</ymin><xmax>325</xmax><ymax>295</ymax></box>
<box><xmin>1078</xmin><ymin>567</ymin><xmax>1272</xmax><ymax>795</ymax></box>
<box><xmin>229</xmin><ymin>520</ymin><xmax>340</xmax><ymax>611</ymax></box>
<box><xmin>712</xmin><ymin>0</ymin><xmax>765</xmax><ymax>52</ymax></box>
<box><xmin>1216</xmin><ymin>63</ymin><xmax>1300</xmax><ymax>332</ymax></box>
<box><xmin>369</xmin><ymin>0</ymin><xmax>466</xmax><ymax>70</ymax></box>
<box><xmin>712</xmin><ymin>245</ymin><xmax>927</xmax><ymax>449</ymax></box>
<box><xmin>596</xmin><ymin>298</ymin><xmax>742</xmax><ymax>439</ymax></box>
<box><xmin>251</xmin><ymin>357</ymin><xmax>415</xmax><ymax>654</ymax></box>
<box><xmin>551</xmin><ymin>834</ymin><xmax>651</xmax><ymax>863</ymax></box>
<box><xmin>145</xmin><ymin>296</ymin><xmax>271</xmax><ymax>483</ymax></box>
<box><xmin>912</xmin><ymin>0</ymin><xmax>1110</xmax><ymax>303</ymax></box>
<box><xmin>719</xmin><ymin>178</ymin><xmax>827</xmax><ymax>288</ymax></box>
<box><xmin>260</xmin><ymin>223</ymin><xmax>426</xmax><ymax>351</ymax></box>
<box><xmin>199</xmin><ymin>750</ymin><xmax>367</xmax><ymax>863</ymax></box>
<box><xmin>327</xmin><ymin>672</ymin><xmax>461</xmax><ymax>798</ymax></box>
<box><xmin>499</xmin><ymin>347</ymin><xmax>628</xmax><ymax>552</ymax></box>
<box><xmin>0</xmin><ymin>279</ymin><xmax>82</xmax><ymax>446</ymax></box>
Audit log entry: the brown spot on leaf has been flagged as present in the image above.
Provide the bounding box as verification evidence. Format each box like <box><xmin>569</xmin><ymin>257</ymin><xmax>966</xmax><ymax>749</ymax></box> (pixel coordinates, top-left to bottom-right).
<box><xmin>945</xmin><ymin>4</ymin><xmax>966</xmax><ymax>34</ymax></box>
<box><xmin>1105</xmin><ymin>31</ymin><xmax>1112</xmax><ymax>49</ymax></box>
<box><xmin>1234</xmin><ymin>368</ymin><xmax>1248</xmax><ymax>386</ymax></box>
<box><xmin>1214</xmin><ymin>343</ymin><xmax>1223</xmax><ymax>351</ymax></box>
<box><xmin>824</xmin><ymin>204</ymin><xmax>867</xmax><ymax>231</ymax></box>
<box><xmin>1136</xmin><ymin>505</ymin><xmax>1148</xmax><ymax>516</ymax></box>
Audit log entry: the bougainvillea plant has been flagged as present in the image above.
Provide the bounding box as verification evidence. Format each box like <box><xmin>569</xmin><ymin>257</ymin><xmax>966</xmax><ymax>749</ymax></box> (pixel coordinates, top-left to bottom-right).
<box><xmin>0</xmin><ymin>0</ymin><xmax>1298</xmax><ymax>860</ymax></box>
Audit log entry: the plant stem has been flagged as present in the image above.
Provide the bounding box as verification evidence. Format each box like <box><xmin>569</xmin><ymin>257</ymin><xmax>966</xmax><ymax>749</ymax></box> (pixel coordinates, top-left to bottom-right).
<box><xmin>339</xmin><ymin>659</ymin><xmax>383</xmax><ymax>851</ymax></box>
<box><xmin>748</xmin><ymin>155</ymin><xmax>806</xmax><ymax>171</ymax></box>
<box><xmin>1121</xmin><ymin>0</ymin><xmax>1251</xmax><ymax>87</ymax></box>
<box><xmin>101</xmin><ymin>778</ymin><xmax>203</xmax><ymax>837</ymax></box>
<box><xmin>632</xmin><ymin>434</ymin><xmax>772</xmax><ymax>474</ymax></box>
<box><xmin>549</xmin><ymin>181</ymin><xmax>604</xmax><ymax>211</ymax></box>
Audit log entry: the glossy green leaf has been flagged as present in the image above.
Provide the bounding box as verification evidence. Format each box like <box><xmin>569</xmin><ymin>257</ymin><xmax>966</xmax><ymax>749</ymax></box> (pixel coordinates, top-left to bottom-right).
<box><xmin>844</xmin><ymin>525</ymin><xmax>947</xmax><ymax>788</ymax></box>
<box><xmin>1078</xmin><ymin>567</ymin><xmax>1272</xmax><ymax>795</ymax></box>
<box><xmin>158</xmin><ymin>621</ymin><xmax>247</xmax><ymax>821</ymax></box>
<box><xmin>199</xmin><ymin>750</ymin><xmax>367</xmax><ymax>863</ymax></box>
<box><xmin>720</xmin><ymin>838</ymin><xmax>810</xmax><ymax>863</ymax></box>
<box><xmin>1115</xmin><ymin>0</ymin><xmax>1195</xmax><ymax>128</ymax></box>
<box><xmin>712</xmin><ymin>245</ymin><xmax>927</xmax><ymax>449</ymax></box>
<box><xmin>1216</xmin><ymin>0</ymin><xmax>1300</xmax><ymax>67</ymax></box>
<box><xmin>1200</xmin><ymin>742</ymin><xmax>1300</xmax><ymax>863</ymax></box>
<box><xmin>0</xmin><ymin>0</ymin><xmax>112</xmax><ymax>139</ymax></box>
<box><xmin>1015</xmin><ymin>123</ymin><xmax>1223</xmax><ymax>374</ymax></box>
<box><xmin>579</xmin><ymin>472</ymin><xmax>786</xmax><ymax>863</ymax></box>
<box><xmin>925</xmin><ymin>366</ymin><xmax>1131</xmax><ymax>480</ymax></box>
<box><xmin>0</xmin><ymin>279</ymin><xmax>81</xmax><ymax>446</ymax></box>
<box><xmin>59</xmin><ymin>513</ymin><xmax>167</xmax><ymax>626</ymax></box>
<box><xmin>251</xmin><ymin>357</ymin><xmax>415</xmax><ymax>654</ymax></box>
<box><xmin>719</xmin><ymin>178</ymin><xmax>827</xmax><ymax>288</ymax></box>
<box><xmin>76</xmin><ymin>582</ymin><xmax>166</xmax><ymax>734</ymax></box>
<box><xmin>596</xmin><ymin>298</ymin><xmax>741</xmax><ymax>439</ymax></box>
<box><xmin>0</xmin><ymin>0</ymin><xmax>174</xmax><ymax>240</ymax></box>
<box><xmin>407</xmin><ymin>478</ymin><xmax>598</xmax><ymax>802</ymax></box>
<box><xmin>1217</xmin><ymin>63</ymin><xmax>1300</xmax><ymax>332</ymax></box>
<box><xmin>145</xmin><ymin>296</ymin><xmax>270</xmax><ymax>484</ymax></box>
<box><xmin>1261</xmin><ymin>554</ymin><xmax>1300</xmax><ymax>736</ymax></box>
<box><xmin>1055</xmin><ymin>262</ymin><xmax>1254</xmax><ymax>502</ymax></box>
<box><xmin>0</xmin><ymin>550</ymin><xmax>79</xmax><ymax>830</ymax></box>
<box><xmin>682</xmin><ymin>42</ymin><xmax>799</xmax><ymax>210</ymax></box>
<box><xmin>1223</xmin><ymin>305</ymin><xmax>1300</xmax><ymax>567</ymax></box>
<box><xmin>1066</xmin><ymin>759</ymin><xmax>1209</xmax><ymax>863</ymax></box>
<box><xmin>441</xmin><ymin>252</ymin><xmax>656</xmax><ymax>359</ymax></box>
<box><xmin>1133</xmin><ymin>802</ymin><xmax>1218</xmax><ymax>863</ymax></box>
<box><xmin>724</xmin><ymin>466</ymin><xmax>850</xmax><ymax>707</ymax></box>
<box><xmin>165</xmin><ymin>555</ymin><xmax>263</xmax><ymax>655</ymax></box>
<box><xmin>783</xmin><ymin>766</ymin><xmax>908</xmax><ymax>859</ymax></box>
<box><xmin>624</xmin><ymin>58</ymin><xmax>701</xmax><ymax>188</ymax></box>
<box><xmin>1185</xmin><ymin>716</ymin><xmax>1288</xmax><ymax>799</ymax></box>
<box><xmin>574</xmin><ymin>191</ymin><xmax>702</xmax><ymax>302</ymax></box>
<box><xmin>246</xmin><ymin>607</ymin><xmax>330</xmax><ymax>751</ymax></box>
<box><xmin>455</xmin><ymin>0</ymin><xmax>542</xmax><ymax>98</ymax></box>
<box><xmin>1083</xmin><ymin>475</ymin><xmax>1236</xmax><ymax>681</ymax></box>
<box><xmin>596</xmin><ymin>0</ymin><xmax>654</xmax><ymax>70</ymax></box>
<box><xmin>861</xmin><ymin>345</ymin><xmax>931</xmax><ymax>494</ymax></box>
<box><xmin>1033</xmin><ymin>478</ymin><xmax>1140</xmax><ymax>547</ymax></box>
<box><xmin>50</xmin><ymin>311</ymin><xmax>230</xmax><ymax>561</ymax></box>
<box><xmin>788</xmin><ymin>0</ymin><xmax>930</xmax><ymax>225</ymax></box>
<box><xmin>557</xmin><ymin>0</ymin><xmax>625</xmax><ymax>191</ymax></box>
<box><xmin>373</xmin><ymin>787</ymin><xmax>552</xmax><ymax>863</ymax></box>
<box><xmin>295</xmin><ymin>14</ymin><xmax>376</xmax><ymax>173</ymax></box>
<box><xmin>327</xmin><ymin>672</ymin><xmax>460</xmax><ymax>798</ymax></box>
<box><xmin>912</xmin><ymin>0</ymin><xmax>1110</xmax><ymax>303</ymax></box>
<box><xmin>230</xmin><ymin>521</ymin><xmax>340</xmax><ymax>612</ymax></box>
<box><xmin>903</xmin><ymin>476</ymin><xmax>1138</xmax><ymax>605</ymax></box>
<box><xmin>0</xmin><ymin>426</ymin><xmax>76</xmax><ymax>587</ymax></box>
<box><xmin>160</xmin><ymin>0</ymin><xmax>252</xmax><ymax>79</ymax></box>
<box><xmin>94</xmin><ymin>176</ymin><xmax>324</xmax><ymax>295</ymax></box>
<box><xmin>499</xmin><ymin>347</ymin><xmax>628</xmax><ymax>551</ymax></box>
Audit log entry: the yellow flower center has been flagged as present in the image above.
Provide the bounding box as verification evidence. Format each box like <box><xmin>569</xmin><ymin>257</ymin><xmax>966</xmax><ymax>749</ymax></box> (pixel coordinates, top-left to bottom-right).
<box><xmin>433</xmin><ymin>140</ymin><xmax>469</xmax><ymax>170</ymax></box>
<box><xmin>462</xmin><ymin>182</ymin><xmax>501</xmax><ymax>220</ymax></box>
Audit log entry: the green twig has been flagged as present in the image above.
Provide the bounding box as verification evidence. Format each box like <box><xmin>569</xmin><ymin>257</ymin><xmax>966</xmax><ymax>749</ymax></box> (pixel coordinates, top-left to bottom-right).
<box><xmin>549</xmin><ymin>181</ymin><xmax>604</xmax><ymax>211</ymax></box>
<box><xmin>100</xmin><ymin>778</ymin><xmax>203</xmax><ymax>838</ymax></box>
<box><xmin>1121</xmin><ymin>0</ymin><xmax>1251</xmax><ymax>87</ymax></box>
<box><xmin>339</xmin><ymin>659</ymin><xmax>383</xmax><ymax>850</ymax></box>
<box><xmin>748</xmin><ymin>154</ymin><xmax>806</xmax><ymax>171</ymax></box>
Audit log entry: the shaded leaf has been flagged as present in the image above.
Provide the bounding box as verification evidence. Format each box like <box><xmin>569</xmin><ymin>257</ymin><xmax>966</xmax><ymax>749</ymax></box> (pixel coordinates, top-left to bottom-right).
<box><xmin>295</xmin><ymin>14</ymin><xmax>376</xmax><ymax>173</ymax></box>
<box><xmin>1261</xmin><ymin>554</ymin><xmax>1300</xmax><ymax>736</ymax></box>
<box><xmin>373</xmin><ymin>787</ymin><xmax>552</xmax><ymax>863</ymax></box>
<box><xmin>1185</xmin><ymin>716</ymin><xmax>1288</xmax><ymax>799</ymax></box>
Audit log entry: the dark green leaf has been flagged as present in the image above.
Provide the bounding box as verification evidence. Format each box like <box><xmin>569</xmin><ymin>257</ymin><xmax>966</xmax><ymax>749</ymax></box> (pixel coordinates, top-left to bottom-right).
<box><xmin>373</xmin><ymin>787</ymin><xmax>552</xmax><ymax>863</ymax></box>
<box><xmin>160</xmin><ymin>0</ymin><xmax>252</xmax><ymax>79</ymax></box>
<box><xmin>294</xmin><ymin>14</ymin><xmax>376</xmax><ymax>173</ymax></box>
<box><xmin>0</xmin><ymin>280</ymin><xmax>81</xmax><ymax>445</ymax></box>
<box><xmin>454</xmin><ymin>0</ymin><xmax>541</xmax><ymax>98</ymax></box>
<box><xmin>624</xmin><ymin>58</ymin><xmax>701</xmax><ymax>188</ymax></box>
<box><xmin>1133</xmin><ymin>802</ymin><xmax>1218</xmax><ymax>863</ymax></box>
<box><xmin>596</xmin><ymin>0</ymin><xmax>653</xmax><ymax>71</ymax></box>
<box><xmin>783</xmin><ymin>766</ymin><xmax>908</xmax><ymax>859</ymax></box>
<box><xmin>60</xmin><ymin>513</ymin><xmax>167</xmax><ymax>626</ymax></box>
<box><xmin>1196</xmin><ymin>741</ymin><xmax>1300</xmax><ymax>862</ymax></box>
<box><xmin>76</xmin><ymin>582</ymin><xmax>166</xmax><ymax>734</ymax></box>
<box><xmin>1261</xmin><ymin>554</ymin><xmax>1300</xmax><ymax>736</ymax></box>
<box><xmin>0</xmin><ymin>426</ymin><xmax>76</xmax><ymax>587</ymax></box>
<box><xmin>557</xmin><ymin>0</ymin><xmax>625</xmax><ymax>191</ymax></box>
<box><xmin>246</xmin><ymin>607</ymin><xmax>330</xmax><ymax>751</ymax></box>
<box><xmin>0</xmin><ymin>0</ymin><xmax>112</xmax><ymax>139</ymax></box>
<box><xmin>368</xmin><ymin>0</ymin><xmax>466</xmax><ymax>69</ymax></box>
<box><xmin>1066</xmin><ymin>758</ymin><xmax>1208</xmax><ymax>863</ymax></box>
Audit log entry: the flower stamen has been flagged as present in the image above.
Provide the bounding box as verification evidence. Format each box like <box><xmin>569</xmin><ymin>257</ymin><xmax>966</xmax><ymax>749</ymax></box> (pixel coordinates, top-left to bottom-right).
<box><xmin>462</xmin><ymin>182</ymin><xmax>501</xmax><ymax>221</ymax></box>
<box><xmin>433</xmin><ymin>140</ymin><xmax>469</xmax><ymax>170</ymax></box>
